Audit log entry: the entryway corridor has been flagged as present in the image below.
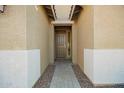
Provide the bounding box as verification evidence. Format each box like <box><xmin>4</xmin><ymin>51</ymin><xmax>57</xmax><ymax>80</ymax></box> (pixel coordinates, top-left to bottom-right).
<box><xmin>1</xmin><ymin>5</ymin><xmax>124</xmax><ymax>88</ymax></box>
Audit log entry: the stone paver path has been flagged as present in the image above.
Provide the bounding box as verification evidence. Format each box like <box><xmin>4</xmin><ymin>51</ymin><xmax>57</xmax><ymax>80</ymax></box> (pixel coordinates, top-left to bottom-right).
<box><xmin>50</xmin><ymin>62</ymin><xmax>81</xmax><ymax>88</ymax></box>
<box><xmin>34</xmin><ymin>62</ymin><xmax>124</xmax><ymax>88</ymax></box>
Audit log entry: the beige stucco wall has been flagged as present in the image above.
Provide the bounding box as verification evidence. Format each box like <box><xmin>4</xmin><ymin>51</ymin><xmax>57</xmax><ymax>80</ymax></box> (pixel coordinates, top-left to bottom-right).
<box><xmin>76</xmin><ymin>5</ymin><xmax>124</xmax><ymax>70</ymax></box>
<box><xmin>26</xmin><ymin>6</ymin><xmax>50</xmax><ymax>74</ymax></box>
<box><xmin>94</xmin><ymin>6</ymin><xmax>124</xmax><ymax>48</ymax></box>
<box><xmin>72</xmin><ymin>23</ymin><xmax>78</xmax><ymax>64</ymax></box>
<box><xmin>0</xmin><ymin>6</ymin><xmax>26</xmax><ymax>50</ymax></box>
<box><xmin>77</xmin><ymin>6</ymin><xmax>94</xmax><ymax>70</ymax></box>
<box><xmin>49</xmin><ymin>24</ymin><xmax>54</xmax><ymax>64</ymax></box>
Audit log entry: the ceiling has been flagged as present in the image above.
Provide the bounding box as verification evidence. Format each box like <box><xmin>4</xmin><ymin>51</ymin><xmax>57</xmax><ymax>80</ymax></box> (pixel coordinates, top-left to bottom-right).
<box><xmin>55</xmin><ymin>5</ymin><xmax>72</xmax><ymax>21</ymax></box>
<box><xmin>44</xmin><ymin>5</ymin><xmax>83</xmax><ymax>21</ymax></box>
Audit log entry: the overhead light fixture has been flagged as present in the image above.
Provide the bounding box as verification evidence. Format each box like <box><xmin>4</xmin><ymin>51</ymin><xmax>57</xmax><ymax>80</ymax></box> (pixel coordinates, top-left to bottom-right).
<box><xmin>0</xmin><ymin>5</ymin><xmax>6</xmax><ymax>13</ymax></box>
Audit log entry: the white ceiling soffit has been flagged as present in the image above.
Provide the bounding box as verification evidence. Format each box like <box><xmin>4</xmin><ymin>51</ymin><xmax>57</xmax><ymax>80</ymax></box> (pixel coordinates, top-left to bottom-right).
<box><xmin>55</xmin><ymin>5</ymin><xmax>72</xmax><ymax>21</ymax></box>
<box><xmin>51</xmin><ymin>20</ymin><xmax>74</xmax><ymax>25</ymax></box>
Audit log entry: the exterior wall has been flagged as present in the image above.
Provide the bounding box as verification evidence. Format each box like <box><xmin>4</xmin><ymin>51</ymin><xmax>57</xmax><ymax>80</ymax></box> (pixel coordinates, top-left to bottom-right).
<box><xmin>93</xmin><ymin>49</ymin><xmax>124</xmax><ymax>84</ymax></box>
<box><xmin>49</xmin><ymin>24</ymin><xmax>54</xmax><ymax>64</ymax></box>
<box><xmin>84</xmin><ymin>6</ymin><xmax>124</xmax><ymax>85</ymax></box>
<box><xmin>0</xmin><ymin>6</ymin><xmax>26</xmax><ymax>50</ymax></box>
<box><xmin>26</xmin><ymin>6</ymin><xmax>50</xmax><ymax>74</ymax></box>
<box><xmin>0</xmin><ymin>50</ymin><xmax>27</xmax><ymax>87</ymax></box>
<box><xmin>0</xmin><ymin>6</ymin><xmax>39</xmax><ymax>87</ymax></box>
<box><xmin>27</xmin><ymin>49</ymin><xmax>40</xmax><ymax>87</ymax></box>
<box><xmin>77</xmin><ymin>6</ymin><xmax>94</xmax><ymax>70</ymax></box>
<box><xmin>0</xmin><ymin>6</ymin><xmax>27</xmax><ymax>88</ymax></box>
<box><xmin>94</xmin><ymin>6</ymin><xmax>124</xmax><ymax>49</ymax></box>
<box><xmin>0</xmin><ymin>5</ymin><xmax>49</xmax><ymax>87</ymax></box>
<box><xmin>92</xmin><ymin>6</ymin><xmax>124</xmax><ymax>84</ymax></box>
<box><xmin>0</xmin><ymin>50</ymin><xmax>40</xmax><ymax>88</ymax></box>
<box><xmin>72</xmin><ymin>23</ymin><xmax>78</xmax><ymax>64</ymax></box>
<box><xmin>84</xmin><ymin>49</ymin><xmax>94</xmax><ymax>82</ymax></box>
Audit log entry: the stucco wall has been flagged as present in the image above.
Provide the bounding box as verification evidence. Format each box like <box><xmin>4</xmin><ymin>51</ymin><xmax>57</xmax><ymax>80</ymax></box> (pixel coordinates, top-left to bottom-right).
<box><xmin>94</xmin><ymin>6</ymin><xmax>124</xmax><ymax>49</ymax></box>
<box><xmin>0</xmin><ymin>6</ymin><xmax>26</xmax><ymax>50</ymax></box>
<box><xmin>49</xmin><ymin>24</ymin><xmax>54</xmax><ymax>64</ymax></box>
<box><xmin>0</xmin><ymin>6</ymin><xmax>50</xmax><ymax>87</ymax></box>
<box><xmin>84</xmin><ymin>6</ymin><xmax>124</xmax><ymax>85</ymax></box>
<box><xmin>72</xmin><ymin>23</ymin><xmax>78</xmax><ymax>64</ymax></box>
<box><xmin>0</xmin><ymin>50</ymin><xmax>40</xmax><ymax>88</ymax></box>
<box><xmin>26</xmin><ymin>6</ymin><xmax>50</xmax><ymax>74</ymax></box>
<box><xmin>77</xmin><ymin>6</ymin><xmax>94</xmax><ymax>70</ymax></box>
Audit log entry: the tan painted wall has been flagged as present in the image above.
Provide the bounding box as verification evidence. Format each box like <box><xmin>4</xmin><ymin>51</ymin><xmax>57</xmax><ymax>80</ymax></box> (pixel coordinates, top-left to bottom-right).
<box><xmin>77</xmin><ymin>6</ymin><xmax>94</xmax><ymax>70</ymax></box>
<box><xmin>72</xmin><ymin>23</ymin><xmax>78</xmax><ymax>64</ymax></box>
<box><xmin>77</xmin><ymin>5</ymin><xmax>124</xmax><ymax>71</ymax></box>
<box><xmin>49</xmin><ymin>24</ymin><xmax>54</xmax><ymax>64</ymax></box>
<box><xmin>94</xmin><ymin>6</ymin><xmax>124</xmax><ymax>48</ymax></box>
<box><xmin>0</xmin><ymin>6</ymin><xmax>26</xmax><ymax>50</ymax></box>
<box><xmin>26</xmin><ymin>6</ymin><xmax>50</xmax><ymax>74</ymax></box>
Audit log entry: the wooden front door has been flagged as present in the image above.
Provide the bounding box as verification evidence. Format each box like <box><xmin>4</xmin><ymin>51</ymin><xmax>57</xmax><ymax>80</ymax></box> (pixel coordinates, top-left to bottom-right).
<box><xmin>55</xmin><ymin>31</ymin><xmax>66</xmax><ymax>59</ymax></box>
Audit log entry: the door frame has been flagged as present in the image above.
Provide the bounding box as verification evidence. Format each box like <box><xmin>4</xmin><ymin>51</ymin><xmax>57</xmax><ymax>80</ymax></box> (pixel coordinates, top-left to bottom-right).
<box><xmin>49</xmin><ymin>23</ymin><xmax>77</xmax><ymax>64</ymax></box>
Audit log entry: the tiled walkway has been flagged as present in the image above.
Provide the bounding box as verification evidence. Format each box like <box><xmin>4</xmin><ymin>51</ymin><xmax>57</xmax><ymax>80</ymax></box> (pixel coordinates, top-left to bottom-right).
<box><xmin>34</xmin><ymin>61</ymin><xmax>124</xmax><ymax>88</ymax></box>
<box><xmin>50</xmin><ymin>62</ymin><xmax>80</xmax><ymax>88</ymax></box>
